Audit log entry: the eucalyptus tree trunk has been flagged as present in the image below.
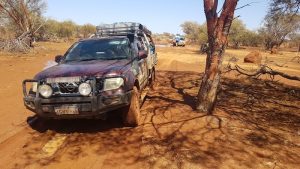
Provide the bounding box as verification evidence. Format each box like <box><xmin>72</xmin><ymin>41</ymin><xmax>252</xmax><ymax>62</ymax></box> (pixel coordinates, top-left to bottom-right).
<box><xmin>197</xmin><ymin>0</ymin><xmax>238</xmax><ymax>114</ymax></box>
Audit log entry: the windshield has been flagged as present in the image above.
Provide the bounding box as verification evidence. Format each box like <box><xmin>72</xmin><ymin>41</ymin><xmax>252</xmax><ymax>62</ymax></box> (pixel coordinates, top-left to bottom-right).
<box><xmin>65</xmin><ymin>38</ymin><xmax>130</xmax><ymax>62</ymax></box>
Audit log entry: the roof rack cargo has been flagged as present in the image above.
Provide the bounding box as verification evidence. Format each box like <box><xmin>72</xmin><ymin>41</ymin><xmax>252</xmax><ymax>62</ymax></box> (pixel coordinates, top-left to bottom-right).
<box><xmin>96</xmin><ymin>22</ymin><xmax>152</xmax><ymax>37</ymax></box>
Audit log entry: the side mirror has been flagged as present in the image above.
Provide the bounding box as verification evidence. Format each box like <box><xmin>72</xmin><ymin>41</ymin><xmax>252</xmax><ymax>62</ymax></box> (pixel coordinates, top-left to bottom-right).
<box><xmin>55</xmin><ymin>55</ymin><xmax>64</xmax><ymax>63</ymax></box>
<box><xmin>138</xmin><ymin>50</ymin><xmax>148</xmax><ymax>60</ymax></box>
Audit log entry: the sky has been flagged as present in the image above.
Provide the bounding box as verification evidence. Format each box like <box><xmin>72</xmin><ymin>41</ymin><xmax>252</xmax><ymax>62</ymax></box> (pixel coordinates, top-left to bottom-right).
<box><xmin>45</xmin><ymin>0</ymin><xmax>270</xmax><ymax>34</ymax></box>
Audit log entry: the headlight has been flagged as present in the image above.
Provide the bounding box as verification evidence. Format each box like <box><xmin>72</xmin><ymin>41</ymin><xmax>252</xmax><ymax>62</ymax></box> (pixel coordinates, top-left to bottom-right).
<box><xmin>32</xmin><ymin>82</ymin><xmax>38</xmax><ymax>92</ymax></box>
<box><xmin>103</xmin><ymin>77</ymin><xmax>124</xmax><ymax>91</ymax></box>
<box><xmin>39</xmin><ymin>84</ymin><xmax>53</xmax><ymax>98</ymax></box>
<box><xmin>79</xmin><ymin>83</ymin><xmax>92</xmax><ymax>96</ymax></box>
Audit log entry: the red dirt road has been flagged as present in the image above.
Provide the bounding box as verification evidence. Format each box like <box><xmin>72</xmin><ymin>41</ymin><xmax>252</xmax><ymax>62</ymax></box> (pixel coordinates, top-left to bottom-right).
<box><xmin>0</xmin><ymin>43</ymin><xmax>299</xmax><ymax>169</ymax></box>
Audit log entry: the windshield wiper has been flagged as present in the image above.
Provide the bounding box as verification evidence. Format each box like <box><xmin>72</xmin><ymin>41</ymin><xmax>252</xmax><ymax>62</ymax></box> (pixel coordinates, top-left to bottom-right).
<box><xmin>64</xmin><ymin>58</ymin><xmax>96</xmax><ymax>62</ymax></box>
<box><xmin>66</xmin><ymin>57</ymin><xmax>126</xmax><ymax>62</ymax></box>
<box><xmin>79</xmin><ymin>58</ymin><xmax>98</xmax><ymax>61</ymax></box>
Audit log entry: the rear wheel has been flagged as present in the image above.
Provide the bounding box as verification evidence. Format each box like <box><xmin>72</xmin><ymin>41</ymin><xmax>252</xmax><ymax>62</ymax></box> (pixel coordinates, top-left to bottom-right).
<box><xmin>149</xmin><ymin>69</ymin><xmax>156</xmax><ymax>89</ymax></box>
<box><xmin>122</xmin><ymin>87</ymin><xmax>140</xmax><ymax>127</ymax></box>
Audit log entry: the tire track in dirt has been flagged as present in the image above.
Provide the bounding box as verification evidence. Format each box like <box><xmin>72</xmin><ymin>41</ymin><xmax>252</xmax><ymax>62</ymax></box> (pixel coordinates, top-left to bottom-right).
<box><xmin>0</xmin><ymin>117</ymin><xmax>73</xmax><ymax>169</ymax></box>
<box><xmin>0</xmin><ymin>126</ymin><xmax>36</xmax><ymax>169</ymax></box>
<box><xmin>0</xmin><ymin>114</ymin><xmax>145</xmax><ymax>169</ymax></box>
<box><xmin>0</xmin><ymin>122</ymin><xmax>27</xmax><ymax>144</ymax></box>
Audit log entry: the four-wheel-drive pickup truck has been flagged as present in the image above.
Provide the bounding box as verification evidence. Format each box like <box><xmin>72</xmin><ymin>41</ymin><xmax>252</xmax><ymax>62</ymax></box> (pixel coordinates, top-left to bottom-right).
<box><xmin>22</xmin><ymin>22</ymin><xmax>157</xmax><ymax>127</ymax></box>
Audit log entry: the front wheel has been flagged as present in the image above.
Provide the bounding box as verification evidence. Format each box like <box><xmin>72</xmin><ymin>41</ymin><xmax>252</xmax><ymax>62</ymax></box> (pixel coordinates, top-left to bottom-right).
<box><xmin>122</xmin><ymin>87</ymin><xmax>141</xmax><ymax>127</ymax></box>
<box><xmin>27</xmin><ymin>116</ymin><xmax>51</xmax><ymax>133</ymax></box>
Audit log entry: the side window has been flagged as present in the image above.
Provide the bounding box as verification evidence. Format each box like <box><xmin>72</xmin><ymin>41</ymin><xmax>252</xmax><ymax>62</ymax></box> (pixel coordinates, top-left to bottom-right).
<box><xmin>130</xmin><ymin>40</ymin><xmax>139</xmax><ymax>59</ymax></box>
<box><xmin>146</xmin><ymin>36</ymin><xmax>155</xmax><ymax>54</ymax></box>
<box><xmin>137</xmin><ymin>41</ymin><xmax>143</xmax><ymax>51</ymax></box>
<box><xmin>137</xmin><ymin>37</ymin><xmax>148</xmax><ymax>51</ymax></box>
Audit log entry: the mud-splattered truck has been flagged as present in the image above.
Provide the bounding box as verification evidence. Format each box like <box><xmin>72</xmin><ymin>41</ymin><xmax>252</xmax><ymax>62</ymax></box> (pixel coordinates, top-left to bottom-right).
<box><xmin>23</xmin><ymin>22</ymin><xmax>157</xmax><ymax>127</ymax></box>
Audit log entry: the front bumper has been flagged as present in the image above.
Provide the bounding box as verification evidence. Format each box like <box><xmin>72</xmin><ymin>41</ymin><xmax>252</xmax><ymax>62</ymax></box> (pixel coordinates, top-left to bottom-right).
<box><xmin>23</xmin><ymin>79</ymin><xmax>132</xmax><ymax>119</ymax></box>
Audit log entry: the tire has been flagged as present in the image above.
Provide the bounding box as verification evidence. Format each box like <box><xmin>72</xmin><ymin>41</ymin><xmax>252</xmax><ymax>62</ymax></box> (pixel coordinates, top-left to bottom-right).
<box><xmin>27</xmin><ymin>115</ymin><xmax>50</xmax><ymax>133</ymax></box>
<box><xmin>122</xmin><ymin>86</ymin><xmax>141</xmax><ymax>127</ymax></box>
<box><xmin>149</xmin><ymin>69</ymin><xmax>156</xmax><ymax>89</ymax></box>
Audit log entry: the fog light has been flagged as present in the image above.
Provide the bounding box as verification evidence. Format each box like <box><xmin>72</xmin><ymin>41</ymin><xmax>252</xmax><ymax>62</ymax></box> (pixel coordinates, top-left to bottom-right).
<box><xmin>39</xmin><ymin>84</ymin><xmax>53</xmax><ymax>98</ymax></box>
<box><xmin>79</xmin><ymin>83</ymin><xmax>92</xmax><ymax>96</ymax></box>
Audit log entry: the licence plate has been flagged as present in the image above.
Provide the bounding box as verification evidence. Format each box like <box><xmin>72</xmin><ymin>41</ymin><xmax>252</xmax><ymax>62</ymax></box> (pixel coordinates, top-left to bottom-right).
<box><xmin>54</xmin><ymin>106</ymin><xmax>79</xmax><ymax>115</ymax></box>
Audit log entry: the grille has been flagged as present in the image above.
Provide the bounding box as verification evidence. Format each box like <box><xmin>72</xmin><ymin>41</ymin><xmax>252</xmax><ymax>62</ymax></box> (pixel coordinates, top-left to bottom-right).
<box><xmin>56</xmin><ymin>82</ymin><xmax>80</xmax><ymax>94</ymax></box>
<box><xmin>49</xmin><ymin>79</ymin><xmax>104</xmax><ymax>96</ymax></box>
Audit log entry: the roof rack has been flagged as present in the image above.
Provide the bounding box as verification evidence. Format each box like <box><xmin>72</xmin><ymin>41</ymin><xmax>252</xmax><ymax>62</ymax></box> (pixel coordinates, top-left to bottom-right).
<box><xmin>95</xmin><ymin>22</ymin><xmax>152</xmax><ymax>37</ymax></box>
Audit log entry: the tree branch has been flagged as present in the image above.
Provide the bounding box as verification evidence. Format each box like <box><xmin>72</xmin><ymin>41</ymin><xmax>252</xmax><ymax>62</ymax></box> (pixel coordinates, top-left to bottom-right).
<box><xmin>235</xmin><ymin>2</ymin><xmax>258</xmax><ymax>11</ymax></box>
<box><xmin>225</xmin><ymin>64</ymin><xmax>300</xmax><ymax>81</ymax></box>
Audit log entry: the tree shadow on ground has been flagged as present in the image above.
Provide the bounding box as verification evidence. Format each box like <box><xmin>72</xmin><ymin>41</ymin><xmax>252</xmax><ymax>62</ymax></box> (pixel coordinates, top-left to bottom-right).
<box><xmin>27</xmin><ymin>111</ymin><xmax>124</xmax><ymax>134</ymax></box>
<box><xmin>139</xmin><ymin>71</ymin><xmax>300</xmax><ymax>169</ymax></box>
<box><xmin>19</xmin><ymin>70</ymin><xmax>300</xmax><ymax>169</ymax></box>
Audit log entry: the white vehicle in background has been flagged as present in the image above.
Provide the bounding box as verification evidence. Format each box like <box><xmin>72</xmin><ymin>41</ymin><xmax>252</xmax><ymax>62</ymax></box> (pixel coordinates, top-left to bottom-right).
<box><xmin>172</xmin><ymin>35</ymin><xmax>185</xmax><ymax>47</ymax></box>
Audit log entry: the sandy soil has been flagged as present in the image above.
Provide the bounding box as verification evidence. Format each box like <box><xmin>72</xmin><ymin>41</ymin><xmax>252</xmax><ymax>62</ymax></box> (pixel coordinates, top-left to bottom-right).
<box><xmin>0</xmin><ymin>42</ymin><xmax>299</xmax><ymax>169</ymax></box>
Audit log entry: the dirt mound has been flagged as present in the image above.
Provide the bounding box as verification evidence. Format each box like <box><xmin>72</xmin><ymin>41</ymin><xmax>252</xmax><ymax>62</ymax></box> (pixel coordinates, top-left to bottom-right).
<box><xmin>244</xmin><ymin>51</ymin><xmax>262</xmax><ymax>64</ymax></box>
<box><xmin>271</xmin><ymin>48</ymin><xmax>278</xmax><ymax>54</ymax></box>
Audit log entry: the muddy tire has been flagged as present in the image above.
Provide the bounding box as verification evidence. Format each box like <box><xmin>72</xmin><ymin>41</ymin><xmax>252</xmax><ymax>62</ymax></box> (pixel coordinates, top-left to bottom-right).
<box><xmin>122</xmin><ymin>87</ymin><xmax>140</xmax><ymax>127</ymax></box>
<box><xmin>149</xmin><ymin>69</ymin><xmax>156</xmax><ymax>89</ymax></box>
<box><xmin>27</xmin><ymin>116</ymin><xmax>50</xmax><ymax>133</ymax></box>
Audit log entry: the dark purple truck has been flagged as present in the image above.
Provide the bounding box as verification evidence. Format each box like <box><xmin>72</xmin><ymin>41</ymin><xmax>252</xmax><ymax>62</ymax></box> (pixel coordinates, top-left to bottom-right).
<box><xmin>23</xmin><ymin>23</ymin><xmax>157</xmax><ymax>127</ymax></box>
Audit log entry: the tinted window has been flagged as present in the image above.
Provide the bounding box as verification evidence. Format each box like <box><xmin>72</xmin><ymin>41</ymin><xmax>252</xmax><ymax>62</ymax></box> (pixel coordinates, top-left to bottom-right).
<box><xmin>65</xmin><ymin>38</ymin><xmax>130</xmax><ymax>62</ymax></box>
